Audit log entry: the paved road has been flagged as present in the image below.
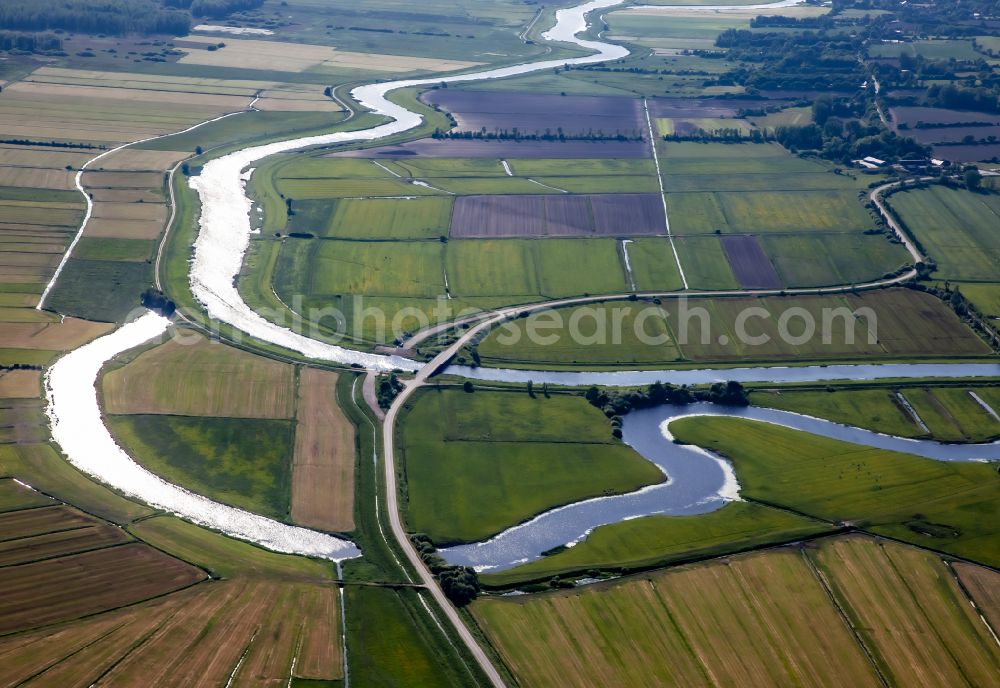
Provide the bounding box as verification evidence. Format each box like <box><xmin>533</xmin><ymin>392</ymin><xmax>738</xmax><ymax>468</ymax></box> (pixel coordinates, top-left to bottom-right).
<box><xmin>381</xmin><ymin>321</ymin><xmax>512</xmax><ymax>688</ymax></box>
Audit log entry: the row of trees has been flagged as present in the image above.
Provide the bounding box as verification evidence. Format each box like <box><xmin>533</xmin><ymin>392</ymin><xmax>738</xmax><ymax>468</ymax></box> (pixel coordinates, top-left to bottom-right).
<box><xmin>0</xmin><ymin>0</ymin><xmax>264</xmax><ymax>36</ymax></box>
<box><xmin>0</xmin><ymin>31</ymin><xmax>62</xmax><ymax>53</ymax></box>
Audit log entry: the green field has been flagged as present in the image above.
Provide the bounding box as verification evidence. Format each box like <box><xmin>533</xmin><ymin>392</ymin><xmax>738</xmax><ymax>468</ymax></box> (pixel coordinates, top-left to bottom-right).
<box><xmin>667</xmin><ymin>189</ymin><xmax>874</xmax><ymax>234</ymax></box>
<box><xmin>956</xmin><ymin>282</ymin><xmax>1000</xmax><ymax>317</ymax></box>
<box><xmin>889</xmin><ymin>184</ymin><xmax>1000</xmax><ymax>281</ymax></box>
<box><xmin>626</xmin><ymin>238</ymin><xmax>687</xmax><ymax>292</ymax></box>
<box><xmin>673</xmin><ymin>235</ymin><xmax>739</xmax><ymax>289</ymax></box>
<box><xmin>345</xmin><ymin>587</ymin><xmax>472</xmax><ymax>688</ymax></box>
<box><xmin>278</xmin><ymin>239</ymin><xmax>447</xmax><ymax>299</ymax></box>
<box><xmin>290</xmin><ymin>197</ymin><xmax>454</xmax><ymax>240</ymax></box>
<box><xmin>72</xmin><ymin>237</ymin><xmax>156</xmax><ymax>263</ymax></box>
<box><xmin>108</xmin><ymin>415</ymin><xmax>295</xmax><ymax>520</ymax></box>
<box><xmin>672</xmin><ymin>417</ymin><xmax>1000</xmax><ymax>566</ymax></box>
<box><xmin>753</xmin><ymin>385</ymin><xmax>1000</xmax><ymax>442</ymax></box>
<box><xmin>399</xmin><ymin>388</ymin><xmax>664</xmax><ymax>544</ymax></box>
<box><xmin>483</xmin><ymin>501</ymin><xmax>831</xmax><ymax>586</ymax></box>
<box><xmin>44</xmin><ymin>258</ymin><xmax>152</xmax><ymax>323</ymax></box>
<box><xmin>269</xmin><ymin>234</ymin><xmax>638</xmax><ymax>343</ymax></box>
<box><xmin>475</xmin><ymin>289</ymin><xmax>990</xmax><ymax>368</ymax></box>
<box><xmin>760</xmin><ymin>233</ymin><xmax>909</xmax><ymax>287</ymax></box>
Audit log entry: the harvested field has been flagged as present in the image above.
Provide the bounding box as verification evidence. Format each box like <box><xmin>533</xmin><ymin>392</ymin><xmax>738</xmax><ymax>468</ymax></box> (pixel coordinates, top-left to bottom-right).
<box><xmin>450</xmin><ymin>193</ymin><xmax>665</xmax><ymax>237</ymax></box>
<box><xmin>953</xmin><ymin>562</ymin><xmax>1000</xmax><ymax>635</ymax></box>
<box><xmin>0</xmin><ymin>505</ymin><xmax>132</xmax><ymax>567</ymax></box>
<box><xmin>84</xmin><ymin>218</ymin><xmax>163</xmax><ymax>240</ymax></box>
<box><xmin>97</xmin><ymin>149</ymin><xmax>191</xmax><ymax>172</ymax></box>
<box><xmin>291</xmin><ymin>369</ymin><xmax>355</xmax><ymax>532</ymax></box>
<box><xmin>0</xmin><ymin>542</ymin><xmax>205</xmax><ymax>635</ymax></box>
<box><xmin>721</xmin><ymin>234</ymin><xmax>781</xmax><ymax>288</ymax></box>
<box><xmin>177</xmin><ymin>35</ymin><xmax>479</xmax><ymax>73</ymax></box>
<box><xmin>0</xmin><ymin>318</ymin><xmax>112</xmax><ymax>350</ymax></box>
<box><xmin>423</xmin><ymin>91</ymin><xmax>646</xmax><ymax>137</ymax></box>
<box><xmin>0</xmin><ymin>144</ymin><xmax>94</xmax><ymax>169</ymax></box>
<box><xmin>0</xmin><ymin>80</ymin><xmax>249</xmax><ymax>145</ymax></box>
<box><xmin>91</xmin><ymin>202</ymin><xmax>167</xmax><ymax>223</ymax></box>
<box><xmin>814</xmin><ymin>537</ymin><xmax>1000</xmax><ymax>687</ymax></box>
<box><xmin>81</xmin><ymin>171</ymin><xmax>164</xmax><ymax>189</ymax></box>
<box><xmin>475</xmin><ymin>547</ymin><xmax>881</xmax><ymax>688</ymax></box>
<box><xmin>0</xmin><ymin>167</ymin><xmax>75</xmax><ymax>190</ymax></box>
<box><xmin>102</xmin><ymin>335</ymin><xmax>295</xmax><ymax>419</ymax></box>
<box><xmin>329</xmin><ymin>138</ymin><xmax>651</xmax><ymax>159</ymax></box>
<box><xmin>0</xmin><ymin>369</ymin><xmax>40</xmax><ymax>398</ymax></box>
<box><xmin>0</xmin><ymin>578</ymin><xmax>343</xmax><ymax>687</ymax></box>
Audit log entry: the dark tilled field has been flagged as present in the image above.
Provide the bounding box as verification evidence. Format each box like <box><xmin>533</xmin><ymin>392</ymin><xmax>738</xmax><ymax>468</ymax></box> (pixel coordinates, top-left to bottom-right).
<box><xmin>933</xmin><ymin>143</ymin><xmax>1000</xmax><ymax>162</ymax></box>
<box><xmin>909</xmin><ymin>125</ymin><xmax>1000</xmax><ymax>145</ymax></box>
<box><xmin>327</xmin><ymin>138</ymin><xmax>651</xmax><ymax>158</ymax></box>
<box><xmin>450</xmin><ymin>193</ymin><xmax>665</xmax><ymax>238</ymax></box>
<box><xmin>422</xmin><ymin>90</ymin><xmax>646</xmax><ymax>137</ymax></box>
<box><xmin>721</xmin><ymin>234</ymin><xmax>782</xmax><ymax>289</ymax></box>
<box><xmin>647</xmin><ymin>96</ymin><xmax>782</xmax><ymax>119</ymax></box>
<box><xmin>890</xmin><ymin>106</ymin><xmax>1000</xmax><ymax>127</ymax></box>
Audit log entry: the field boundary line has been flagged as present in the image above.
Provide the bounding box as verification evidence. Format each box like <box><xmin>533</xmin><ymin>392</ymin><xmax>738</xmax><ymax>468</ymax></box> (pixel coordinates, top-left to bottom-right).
<box><xmin>644</xmin><ymin>97</ymin><xmax>687</xmax><ymax>289</ymax></box>
<box><xmin>800</xmin><ymin>546</ymin><xmax>891</xmax><ymax>687</ymax></box>
<box><xmin>945</xmin><ymin>561</ymin><xmax>1000</xmax><ymax>649</ymax></box>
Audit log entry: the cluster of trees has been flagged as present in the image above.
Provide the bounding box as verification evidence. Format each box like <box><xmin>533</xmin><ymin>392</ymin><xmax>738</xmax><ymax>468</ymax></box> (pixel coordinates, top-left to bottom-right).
<box><xmin>376</xmin><ymin>372</ymin><xmax>404</xmax><ymax>410</ymax></box>
<box><xmin>714</xmin><ymin>29</ymin><xmax>865</xmax><ymax>92</ymax></box>
<box><xmin>774</xmin><ymin>119</ymin><xmax>929</xmax><ymax>164</ymax></box>
<box><xmin>0</xmin><ymin>0</ymin><xmax>264</xmax><ymax>36</ymax></box>
<box><xmin>431</xmin><ymin>127</ymin><xmax>644</xmax><ymax>143</ymax></box>
<box><xmin>0</xmin><ymin>31</ymin><xmax>62</xmax><ymax>53</ymax></box>
<box><xmin>664</xmin><ymin>128</ymin><xmax>770</xmax><ymax>143</ymax></box>
<box><xmin>140</xmin><ymin>288</ymin><xmax>176</xmax><ymax>316</ymax></box>
<box><xmin>585</xmin><ymin>381</ymin><xmax>750</xmax><ymax>438</ymax></box>
<box><xmin>0</xmin><ymin>1</ymin><xmax>190</xmax><ymax>36</ymax></box>
<box><xmin>411</xmin><ymin>535</ymin><xmax>481</xmax><ymax>606</ymax></box>
<box><xmin>925</xmin><ymin>84</ymin><xmax>1000</xmax><ymax>115</ymax></box>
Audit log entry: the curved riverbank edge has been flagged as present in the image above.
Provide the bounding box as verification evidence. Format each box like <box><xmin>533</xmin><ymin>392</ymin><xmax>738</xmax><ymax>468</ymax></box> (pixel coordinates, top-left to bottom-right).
<box><xmin>441</xmin><ymin>402</ymin><xmax>1000</xmax><ymax>572</ymax></box>
<box><xmin>45</xmin><ymin>312</ymin><xmax>360</xmax><ymax>561</ymax></box>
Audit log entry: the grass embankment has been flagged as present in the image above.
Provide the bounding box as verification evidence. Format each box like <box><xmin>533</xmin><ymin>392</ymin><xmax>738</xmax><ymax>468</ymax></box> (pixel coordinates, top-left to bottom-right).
<box><xmin>482</xmin><ymin>501</ymin><xmax>832</xmax><ymax>587</ymax></box>
<box><xmin>399</xmin><ymin>387</ymin><xmax>664</xmax><ymax>545</ymax></box>
<box><xmin>671</xmin><ymin>417</ymin><xmax>1000</xmax><ymax>566</ymax></box>
<box><xmin>752</xmin><ymin>384</ymin><xmax>1000</xmax><ymax>443</ymax></box>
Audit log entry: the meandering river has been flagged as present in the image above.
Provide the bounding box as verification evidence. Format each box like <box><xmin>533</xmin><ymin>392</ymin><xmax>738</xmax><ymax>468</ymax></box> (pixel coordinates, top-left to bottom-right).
<box><xmin>441</xmin><ymin>402</ymin><xmax>1000</xmax><ymax>572</ymax></box>
<box><xmin>42</xmin><ymin>0</ymin><xmax>999</xmax><ymax>563</ymax></box>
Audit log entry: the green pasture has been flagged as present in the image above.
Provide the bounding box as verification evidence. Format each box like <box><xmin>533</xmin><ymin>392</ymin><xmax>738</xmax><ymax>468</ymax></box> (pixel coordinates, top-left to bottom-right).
<box><xmin>672</xmin><ymin>417</ymin><xmax>1000</xmax><ymax>566</ymax></box>
<box><xmin>483</xmin><ymin>502</ymin><xmax>831</xmax><ymax>586</ymax></box>
<box><xmin>108</xmin><ymin>415</ymin><xmax>294</xmax><ymax>520</ymax></box>
<box><xmin>888</xmin><ymin>184</ymin><xmax>1000</xmax><ymax>281</ymax></box>
<box><xmin>399</xmin><ymin>388</ymin><xmax>664</xmax><ymax>544</ymax></box>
